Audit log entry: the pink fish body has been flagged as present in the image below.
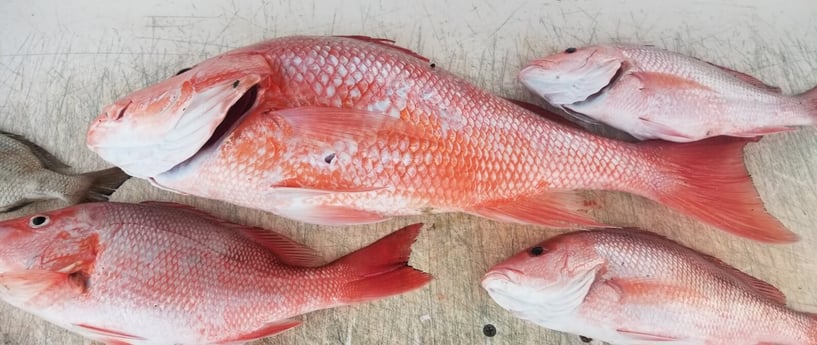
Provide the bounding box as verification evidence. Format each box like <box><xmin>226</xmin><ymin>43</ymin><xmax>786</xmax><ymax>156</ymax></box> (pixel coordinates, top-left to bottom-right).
<box><xmin>0</xmin><ymin>202</ymin><xmax>430</xmax><ymax>344</ymax></box>
<box><xmin>482</xmin><ymin>229</ymin><xmax>817</xmax><ymax>345</ymax></box>
<box><xmin>519</xmin><ymin>44</ymin><xmax>817</xmax><ymax>142</ymax></box>
<box><xmin>85</xmin><ymin>36</ymin><xmax>794</xmax><ymax>243</ymax></box>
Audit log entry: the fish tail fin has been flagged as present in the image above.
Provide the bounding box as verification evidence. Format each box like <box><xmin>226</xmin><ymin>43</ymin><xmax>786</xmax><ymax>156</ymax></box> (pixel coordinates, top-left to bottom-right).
<box><xmin>333</xmin><ymin>223</ymin><xmax>432</xmax><ymax>304</ymax></box>
<box><xmin>642</xmin><ymin>137</ymin><xmax>797</xmax><ymax>243</ymax></box>
<box><xmin>78</xmin><ymin>168</ymin><xmax>131</xmax><ymax>202</ymax></box>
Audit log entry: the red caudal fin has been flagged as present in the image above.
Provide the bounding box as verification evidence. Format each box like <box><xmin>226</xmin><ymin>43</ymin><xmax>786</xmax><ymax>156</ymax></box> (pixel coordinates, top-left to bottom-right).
<box><xmin>332</xmin><ymin>223</ymin><xmax>432</xmax><ymax>304</ymax></box>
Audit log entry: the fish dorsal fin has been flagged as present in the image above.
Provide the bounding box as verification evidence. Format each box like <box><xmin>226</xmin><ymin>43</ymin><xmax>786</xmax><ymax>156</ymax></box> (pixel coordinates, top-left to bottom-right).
<box><xmin>605</xmin><ymin>228</ymin><xmax>787</xmax><ymax>304</ymax></box>
<box><xmin>336</xmin><ymin>35</ymin><xmax>431</xmax><ymax>63</ymax></box>
<box><xmin>701</xmin><ymin>61</ymin><xmax>782</xmax><ymax>93</ymax></box>
<box><xmin>139</xmin><ymin>201</ymin><xmax>326</xmax><ymax>267</ymax></box>
<box><xmin>0</xmin><ymin>130</ymin><xmax>71</xmax><ymax>172</ymax></box>
<box><xmin>215</xmin><ymin>319</ymin><xmax>302</xmax><ymax>345</ymax></box>
<box><xmin>697</xmin><ymin>251</ymin><xmax>786</xmax><ymax>304</ymax></box>
<box><xmin>275</xmin><ymin>106</ymin><xmax>413</xmax><ymax>144</ymax></box>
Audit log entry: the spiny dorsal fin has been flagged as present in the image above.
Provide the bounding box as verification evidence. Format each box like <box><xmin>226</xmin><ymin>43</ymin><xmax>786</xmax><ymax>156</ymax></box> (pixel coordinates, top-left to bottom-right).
<box><xmin>139</xmin><ymin>201</ymin><xmax>326</xmax><ymax>267</ymax></box>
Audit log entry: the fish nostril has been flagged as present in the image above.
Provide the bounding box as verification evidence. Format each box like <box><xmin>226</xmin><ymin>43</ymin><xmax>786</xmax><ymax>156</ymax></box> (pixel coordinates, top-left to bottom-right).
<box><xmin>109</xmin><ymin>101</ymin><xmax>132</xmax><ymax>121</ymax></box>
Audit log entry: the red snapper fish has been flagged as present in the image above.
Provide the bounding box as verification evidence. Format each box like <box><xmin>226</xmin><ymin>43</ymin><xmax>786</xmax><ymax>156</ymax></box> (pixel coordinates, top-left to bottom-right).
<box><xmin>482</xmin><ymin>229</ymin><xmax>817</xmax><ymax>344</ymax></box>
<box><xmin>0</xmin><ymin>202</ymin><xmax>431</xmax><ymax>344</ymax></box>
<box><xmin>86</xmin><ymin>35</ymin><xmax>794</xmax><ymax>243</ymax></box>
<box><xmin>519</xmin><ymin>44</ymin><xmax>817</xmax><ymax>142</ymax></box>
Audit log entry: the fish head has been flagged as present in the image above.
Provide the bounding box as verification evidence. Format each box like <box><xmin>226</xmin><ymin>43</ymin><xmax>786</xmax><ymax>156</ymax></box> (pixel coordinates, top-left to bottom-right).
<box><xmin>519</xmin><ymin>45</ymin><xmax>624</xmax><ymax>105</ymax></box>
<box><xmin>481</xmin><ymin>233</ymin><xmax>604</xmax><ymax>322</ymax></box>
<box><xmin>86</xmin><ymin>52</ymin><xmax>269</xmax><ymax>179</ymax></box>
<box><xmin>0</xmin><ymin>204</ymin><xmax>104</xmax><ymax>273</ymax></box>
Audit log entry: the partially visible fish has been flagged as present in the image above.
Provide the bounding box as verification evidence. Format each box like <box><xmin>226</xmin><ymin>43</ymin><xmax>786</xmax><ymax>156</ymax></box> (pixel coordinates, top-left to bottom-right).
<box><xmin>519</xmin><ymin>44</ymin><xmax>817</xmax><ymax>142</ymax></box>
<box><xmin>0</xmin><ymin>130</ymin><xmax>130</xmax><ymax>212</ymax></box>
<box><xmin>85</xmin><ymin>35</ymin><xmax>795</xmax><ymax>243</ymax></box>
<box><xmin>482</xmin><ymin>228</ymin><xmax>817</xmax><ymax>345</ymax></box>
<box><xmin>0</xmin><ymin>201</ymin><xmax>431</xmax><ymax>344</ymax></box>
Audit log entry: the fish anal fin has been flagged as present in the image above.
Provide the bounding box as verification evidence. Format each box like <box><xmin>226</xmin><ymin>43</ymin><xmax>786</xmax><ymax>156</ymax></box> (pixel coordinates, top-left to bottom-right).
<box><xmin>631</xmin><ymin>72</ymin><xmax>712</xmax><ymax>92</ymax></box>
<box><xmin>139</xmin><ymin>201</ymin><xmax>326</xmax><ymax>267</ymax></box>
<box><xmin>468</xmin><ymin>191</ymin><xmax>607</xmax><ymax>228</ymax></box>
<box><xmin>616</xmin><ymin>328</ymin><xmax>681</xmax><ymax>342</ymax></box>
<box><xmin>215</xmin><ymin>319</ymin><xmax>302</xmax><ymax>344</ymax></box>
<box><xmin>702</xmin><ymin>61</ymin><xmax>782</xmax><ymax>93</ymax></box>
<box><xmin>335</xmin><ymin>36</ymin><xmax>431</xmax><ymax>63</ymax></box>
<box><xmin>74</xmin><ymin>323</ymin><xmax>146</xmax><ymax>342</ymax></box>
<box><xmin>637</xmin><ymin>117</ymin><xmax>696</xmax><ymax>141</ymax></box>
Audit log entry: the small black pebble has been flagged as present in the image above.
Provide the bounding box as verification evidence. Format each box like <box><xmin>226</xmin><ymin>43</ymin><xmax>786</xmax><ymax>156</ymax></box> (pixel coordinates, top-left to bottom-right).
<box><xmin>482</xmin><ymin>324</ymin><xmax>496</xmax><ymax>337</ymax></box>
<box><xmin>324</xmin><ymin>153</ymin><xmax>336</xmax><ymax>164</ymax></box>
<box><xmin>529</xmin><ymin>246</ymin><xmax>544</xmax><ymax>256</ymax></box>
<box><xmin>565</xmin><ymin>47</ymin><xmax>577</xmax><ymax>54</ymax></box>
<box><xmin>579</xmin><ymin>335</ymin><xmax>593</xmax><ymax>343</ymax></box>
<box><xmin>233</xmin><ymin>80</ymin><xmax>240</xmax><ymax>88</ymax></box>
<box><xmin>430</xmin><ymin>63</ymin><xmax>436</xmax><ymax>68</ymax></box>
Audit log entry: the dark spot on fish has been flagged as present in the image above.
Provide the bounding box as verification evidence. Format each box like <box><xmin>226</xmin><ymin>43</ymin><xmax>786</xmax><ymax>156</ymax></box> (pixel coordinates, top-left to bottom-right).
<box><xmin>68</xmin><ymin>271</ymin><xmax>90</xmax><ymax>293</ymax></box>
<box><xmin>565</xmin><ymin>47</ymin><xmax>577</xmax><ymax>54</ymax></box>
<box><xmin>29</xmin><ymin>215</ymin><xmax>48</xmax><ymax>227</ymax></box>
<box><xmin>324</xmin><ymin>153</ymin><xmax>336</xmax><ymax>164</ymax></box>
<box><xmin>579</xmin><ymin>336</ymin><xmax>593</xmax><ymax>343</ymax></box>
<box><xmin>175</xmin><ymin>67</ymin><xmax>192</xmax><ymax>76</ymax></box>
<box><xmin>430</xmin><ymin>63</ymin><xmax>436</xmax><ymax>68</ymax></box>
<box><xmin>233</xmin><ymin>80</ymin><xmax>240</xmax><ymax>88</ymax></box>
<box><xmin>482</xmin><ymin>324</ymin><xmax>496</xmax><ymax>337</ymax></box>
<box><xmin>529</xmin><ymin>246</ymin><xmax>545</xmax><ymax>256</ymax></box>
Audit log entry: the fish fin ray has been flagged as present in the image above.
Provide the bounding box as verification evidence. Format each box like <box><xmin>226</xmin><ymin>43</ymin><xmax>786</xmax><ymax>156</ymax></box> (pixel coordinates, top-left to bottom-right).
<box><xmin>630</xmin><ymin>72</ymin><xmax>712</xmax><ymax>92</ymax></box>
<box><xmin>615</xmin><ymin>328</ymin><xmax>682</xmax><ymax>342</ymax></box>
<box><xmin>636</xmin><ymin>117</ymin><xmax>696</xmax><ymax>141</ymax></box>
<box><xmin>641</xmin><ymin>137</ymin><xmax>797</xmax><ymax>243</ymax></box>
<box><xmin>74</xmin><ymin>323</ymin><xmax>146</xmax><ymax>341</ymax></box>
<box><xmin>79</xmin><ymin>168</ymin><xmax>131</xmax><ymax>203</ymax></box>
<box><xmin>468</xmin><ymin>191</ymin><xmax>607</xmax><ymax>228</ymax></box>
<box><xmin>274</xmin><ymin>204</ymin><xmax>389</xmax><ymax>226</ymax></box>
<box><xmin>0</xmin><ymin>130</ymin><xmax>71</xmax><ymax>171</ymax></box>
<box><xmin>214</xmin><ymin>319</ymin><xmax>301</xmax><ymax>345</ymax></box>
<box><xmin>275</xmin><ymin>106</ymin><xmax>412</xmax><ymax>144</ymax></box>
<box><xmin>335</xmin><ymin>36</ymin><xmax>431</xmax><ymax>63</ymax></box>
<box><xmin>700</xmin><ymin>61</ymin><xmax>782</xmax><ymax>93</ymax></box>
<box><xmin>334</xmin><ymin>224</ymin><xmax>432</xmax><ymax>303</ymax></box>
<box><xmin>605</xmin><ymin>277</ymin><xmax>703</xmax><ymax>304</ymax></box>
<box><xmin>138</xmin><ymin>201</ymin><xmax>326</xmax><ymax>266</ymax></box>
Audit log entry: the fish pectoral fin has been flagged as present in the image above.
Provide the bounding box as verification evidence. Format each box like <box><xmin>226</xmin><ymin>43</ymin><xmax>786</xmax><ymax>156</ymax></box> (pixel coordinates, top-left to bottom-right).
<box><xmin>215</xmin><ymin>319</ymin><xmax>302</xmax><ymax>344</ymax></box>
<box><xmin>73</xmin><ymin>323</ymin><xmax>146</xmax><ymax>343</ymax></box>
<box><xmin>700</xmin><ymin>60</ymin><xmax>782</xmax><ymax>93</ymax></box>
<box><xmin>630</xmin><ymin>71</ymin><xmax>712</xmax><ymax>92</ymax></box>
<box><xmin>467</xmin><ymin>191</ymin><xmax>607</xmax><ymax>228</ymax></box>
<box><xmin>0</xmin><ymin>270</ymin><xmax>85</xmax><ymax>303</ymax></box>
<box><xmin>616</xmin><ymin>328</ymin><xmax>682</xmax><ymax>342</ymax></box>
<box><xmin>274</xmin><ymin>204</ymin><xmax>390</xmax><ymax>226</ymax></box>
<box><xmin>636</xmin><ymin>117</ymin><xmax>696</xmax><ymax>141</ymax></box>
<box><xmin>274</xmin><ymin>106</ymin><xmax>414</xmax><ymax>144</ymax></box>
<box><xmin>605</xmin><ymin>277</ymin><xmax>702</xmax><ymax>304</ymax></box>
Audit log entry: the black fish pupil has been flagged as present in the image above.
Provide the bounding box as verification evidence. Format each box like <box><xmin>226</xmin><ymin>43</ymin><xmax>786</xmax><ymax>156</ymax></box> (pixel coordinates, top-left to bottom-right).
<box><xmin>31</xmin><ymin>216</ymin><xmax>47</xmax><ymax>226</ymax></box>
<box><xmin>482</xmin><ymin>324</ymin><xmax>496</xmax><ymax>337</ymax></box>
<box><xmin>530</xmin><ymin>246</ymin><xmax>544</xmax><ymax>256</ymax></box>
<box><xmin>565</xmin><ymin>47</ymin><xmax>577</xmax><ymax>54</ymax></box>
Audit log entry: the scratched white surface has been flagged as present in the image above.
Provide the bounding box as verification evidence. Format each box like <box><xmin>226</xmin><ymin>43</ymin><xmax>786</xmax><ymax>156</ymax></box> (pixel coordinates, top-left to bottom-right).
<box><xmin>1</xmin><ymin>1</ymin><xmax>817</xmax><ymax>344</ymax></box>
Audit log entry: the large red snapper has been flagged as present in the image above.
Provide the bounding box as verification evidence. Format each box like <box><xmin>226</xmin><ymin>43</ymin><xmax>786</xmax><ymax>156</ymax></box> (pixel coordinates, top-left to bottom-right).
<box><xmin>86</xmin><ymin>35</ymin><xmax>794</xmax><ymax>243</ymax></box>
<box><xmin>0</xmin><ymin>202</ymin><xmax>431</xmax><ymax>344</ymax></box>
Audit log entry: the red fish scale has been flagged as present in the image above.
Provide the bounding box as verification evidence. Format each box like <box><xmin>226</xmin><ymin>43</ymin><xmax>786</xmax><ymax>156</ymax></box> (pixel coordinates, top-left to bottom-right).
<box><xmin>21</xmin><ymin>203</ymin><xmax>347</xmax><ymax>342</ymax></box>
<box><xmin>176</xmin><ymin>36</ymin><xmax>654</xmax><ymax>215</ymax></box>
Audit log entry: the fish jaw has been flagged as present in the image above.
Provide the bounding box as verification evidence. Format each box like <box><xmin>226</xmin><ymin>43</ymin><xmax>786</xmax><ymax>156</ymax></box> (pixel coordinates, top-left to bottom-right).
<box><xmin>86</xmin><ymin>72</ymin><xmax>263</xmax><ymax>179</ymax></box>
<box><xmin>519</xmin><ymin>46</ymin><xmax>623</xmax><ymax>106</ymax></box>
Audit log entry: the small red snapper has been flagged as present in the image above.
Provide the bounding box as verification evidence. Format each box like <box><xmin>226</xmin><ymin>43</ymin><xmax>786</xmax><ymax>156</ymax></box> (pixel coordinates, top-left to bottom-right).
<box><xmin>0</xmin><ymin>202</ymin><xmax>431</xmax><ymax>344</ymax></box>
<box><xmin>482</xmin><ymin>229</ymin><xmax>817</xmax><ymax>345</ymax></box>
<box><xmin>86</xmin><ymin>35</ymin><xmax>794</xmax><ymax>243</ymax></box>
<box><xmin>519</xmin><ymin>44</ymin><xmax>817</xmax><ymax>142</ymax></box>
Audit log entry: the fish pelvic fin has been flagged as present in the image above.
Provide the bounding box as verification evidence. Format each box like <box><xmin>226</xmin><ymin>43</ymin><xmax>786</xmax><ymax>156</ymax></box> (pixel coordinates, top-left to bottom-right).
<box><xmin>77</xmin><ymin>167</ymin><xmax>131</xmax><ymax>203</ymax></box>
<box><xmin>331</xmin><ymin>223</ymin><xmax>432</xmax><ymax>304</ymax></box>
<box><xmin>640</xmin><ymin>137</ymin><xmax>797</xmax><ymax>243</ymax></box>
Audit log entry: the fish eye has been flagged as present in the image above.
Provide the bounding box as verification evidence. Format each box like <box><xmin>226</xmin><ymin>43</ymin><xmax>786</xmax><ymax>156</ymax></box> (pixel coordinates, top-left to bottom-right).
<box><xmin>565</xmin><ymin>47</ymin><xmax>577</xmax><ymax>54</ymax></box>
<box><xmin>529</xmin><ymin>246</ymin><xmax>545</xmax><ymax>256</ymax></box>
<box><xmin>175</xmin><ymin>67</ymin><xmax>192</xmax><ymax>76</ymax></box>
<box><xmin>29</xmin><ymin>215</ymin><xmax>50</xmax><ymax>228</ymax></box>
